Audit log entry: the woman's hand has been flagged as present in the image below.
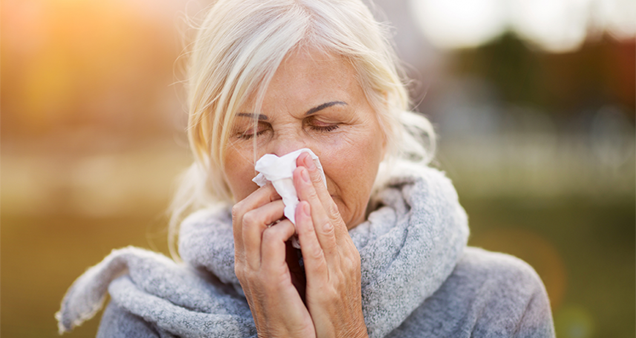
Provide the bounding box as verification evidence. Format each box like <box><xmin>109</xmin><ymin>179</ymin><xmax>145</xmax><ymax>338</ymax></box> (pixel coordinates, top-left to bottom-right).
<box><xmin>232</xmin><ymin>184</ymin><xmax>316</xmax><ymax>338</ymax></box>
<box><xmin>293</xmin><ymin>153</ymin><xmax>369</xmax><ymax>338</ymax></box>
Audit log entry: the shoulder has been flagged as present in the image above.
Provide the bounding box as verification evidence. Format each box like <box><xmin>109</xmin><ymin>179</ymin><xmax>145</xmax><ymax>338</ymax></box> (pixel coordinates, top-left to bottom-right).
<box><xmin>447</xmin><ymin>247</ymin><xmax>556</xmax><ymax>337</ymax></box>
<box><xmin>387</xmin><ymin>247</ymin><xmax>556</xmax><ymax>338</ymax></box>
<box><xmin>454</xmin><ymin>247</ymin><xmax>547</xmax><ymax>294</ymax></box>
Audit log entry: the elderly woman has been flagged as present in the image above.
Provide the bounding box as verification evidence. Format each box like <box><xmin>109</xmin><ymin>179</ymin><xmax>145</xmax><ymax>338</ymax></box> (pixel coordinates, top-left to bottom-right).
<box><xmin>57</xmin><ymin>0</ymin><xmax>555</xmax><ymax>337</ymax></box>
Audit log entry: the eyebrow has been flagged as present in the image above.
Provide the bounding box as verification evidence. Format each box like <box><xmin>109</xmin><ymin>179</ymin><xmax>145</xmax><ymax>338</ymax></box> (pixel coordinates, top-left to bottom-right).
<box><xmin>305</xmin><ymin>101</ymin><xmax>347</xmax><ymax>115</ymax></box>
<box><xmin>236</xmin><ymin>101</ymin><xmax>347</xmax><ymax>120</ymax></box>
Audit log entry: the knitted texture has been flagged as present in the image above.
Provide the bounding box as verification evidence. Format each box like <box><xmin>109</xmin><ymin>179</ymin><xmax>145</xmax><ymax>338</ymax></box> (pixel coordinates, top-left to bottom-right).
<box><xmin>56</xmin><ymin>165</ymin><xmax>554</xmax><ymax>337</ymax></box>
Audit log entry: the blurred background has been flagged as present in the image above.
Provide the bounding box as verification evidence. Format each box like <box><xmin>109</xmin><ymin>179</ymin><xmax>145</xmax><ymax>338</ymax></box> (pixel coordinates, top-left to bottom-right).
<box><xmin>2</xmin><ymin>0</ymin><xmax>634</xmax><ymax>337</ymax></box>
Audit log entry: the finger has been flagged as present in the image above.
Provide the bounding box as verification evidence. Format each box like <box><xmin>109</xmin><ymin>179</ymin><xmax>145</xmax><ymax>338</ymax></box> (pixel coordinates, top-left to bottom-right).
<box><xmin>242</xmin><ymin>199</ymin><xmax>285</xmax><ymax>269</ymax></box>
<box><xmin>296</xmin><ymin>152</ymin><xmax>331</xmax><ymax>204</ymax></box>
<box><xmin>295</xmin><ymin>201</ymin><xmax>328</xmax><ymax>283</ymax></box>
<box><xmin>260</xmin><ymin>220</ymin><xmax>296</xmax><ymax>272</ymax></box>
<box><xmin>294</xmin><ymin>166</ymin><xmax>340</xmax><ymax>262</ymax></box>
<box><xmin>296</xmin><ymin>153</ymin><xmax>349</xmax><ymax>242</ymax></box>
<box><xmin>231</xmin><ymin>183</ymin><xmax>281</xmax><ymax>258</ymax></box>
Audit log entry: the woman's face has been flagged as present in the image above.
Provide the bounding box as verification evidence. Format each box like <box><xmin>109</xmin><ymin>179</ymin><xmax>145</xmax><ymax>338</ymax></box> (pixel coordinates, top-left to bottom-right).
<box><xmin>223</xmin><ymin>48</ymin><xmax>385</xmax><ymax>229</ymax></box>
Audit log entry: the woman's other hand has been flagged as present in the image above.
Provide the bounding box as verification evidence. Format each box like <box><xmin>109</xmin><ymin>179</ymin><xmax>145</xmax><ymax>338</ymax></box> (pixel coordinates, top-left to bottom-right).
<box><xmin>293</xmin><ymin>152</ymin><xmax>369</xmax><ymax>338</ymax></box>
<box><xmin>232</xmin><ymin>184</ymin><xmax>316</xmax><ymax>338</ymax></box>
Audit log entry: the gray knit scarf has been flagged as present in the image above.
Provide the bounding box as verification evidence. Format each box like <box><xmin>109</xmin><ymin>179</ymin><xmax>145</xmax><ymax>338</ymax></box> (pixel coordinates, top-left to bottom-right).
<box><xmin>57</xmin><ymin>165</ymin><xmax>469</xmax><ymax>338</ymax></box>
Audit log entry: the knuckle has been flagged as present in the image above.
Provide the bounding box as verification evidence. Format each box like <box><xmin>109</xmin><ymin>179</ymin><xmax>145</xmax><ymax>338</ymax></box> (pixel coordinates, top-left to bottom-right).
<box><xmin>261</xmin><ymin>228</ymin><xmax>277</xmax><ymax>243</ymax></box>
<box><xmin>231</xmin><ymin>202</ymin><xmax>243</xmax><ymax>220</ymax></box>
<box><xmin>310</xmin><ymin>170</ymin><xmax>324</xmax><ymax>185</ymax></box>
<box><xmin>321</xmin><ymin>221</ymin><xmax>335</xmax><ymax>236</ymax></box>
<box><xmin>327</xmin><ymin>201</ymin><xmax>340</xmax><ymax>217</ymax></box>
<box><xmin>242</xmin><ymin>211</ymin><xmax>257</xmax><ymax>227</ymax></box>
<box><xmin>342</xmin><ymin>257</ymin><xmax>355</xmax><ymax>272</ymax></box>
<box><xmin>330</xmin><ymin>214</ymin><xmax>343</xmax><ymax>227</ymax></box>
<box><xmin>306</xmin><ymin>186</ymin><xmax>319</xmax><ymax>201</ymax></box>
<box><xmin>343</xmin><ymin>252</ymin><xmax>360</xmax><ymax>271</ymax></box>
<box><xmin>326</xmin><ymin>201</ymin><xmax>345</xmax><ymax>225</ymax></box>
<box><xmin>234</xmin><ymin>264</ymin><xmax>245</xmax><ymax>279</ymax></box>
<box><xmin>309</xmin><ymin>245</ymin><xmax>324</xmax><ymax>261</ymax></box>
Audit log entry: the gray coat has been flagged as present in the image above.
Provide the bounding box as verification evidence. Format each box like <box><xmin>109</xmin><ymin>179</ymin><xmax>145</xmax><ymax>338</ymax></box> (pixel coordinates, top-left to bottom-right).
<box><xmin>97</xmin><ymin>247</ymin><xmax>555</xmax><ymax>337</ymax></box>
<box><xmin>58</xmin><ymin>165</ymin><xmax>555</xmax><ymax>337</ymax></box>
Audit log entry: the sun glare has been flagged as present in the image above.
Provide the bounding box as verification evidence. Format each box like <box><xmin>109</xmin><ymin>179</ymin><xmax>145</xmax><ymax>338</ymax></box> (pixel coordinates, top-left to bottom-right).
<box><xmin>408</xmin><ymin>0</ymin><xmax>636</xmax><ymax>52</ymax></box>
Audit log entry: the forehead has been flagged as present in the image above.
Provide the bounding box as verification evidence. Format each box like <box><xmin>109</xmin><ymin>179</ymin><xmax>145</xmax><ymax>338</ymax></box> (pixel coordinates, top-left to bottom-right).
<box><xmin>240</xmin><ymin>48</ymin><xmax>364</xmax><ymax>113</ymax></box>
<box><xmin>274</xmin><ymin>48</ymin><xmax>357</xmax><ymax>89</ymax></box>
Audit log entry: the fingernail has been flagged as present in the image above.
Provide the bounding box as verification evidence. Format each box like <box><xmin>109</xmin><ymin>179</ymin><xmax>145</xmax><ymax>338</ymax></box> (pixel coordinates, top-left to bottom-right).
<box><xmin>304</xmin><ymin>154</ymin><xmax>316</xmax><ymax>171</ymax></box>
<box><xmin>301</xmin><ymin>168</ymin><xmax>310</xmax><ymax>183</ymax></box>
<box><xmin>323</xmin><ymin>221</ymin><xmax>333</xmax><ymax>232</ymax></box>
<box><xmin>303</xmin><ymin>202</ymin><xmax>310</xmax><ymax>216</ymax></box>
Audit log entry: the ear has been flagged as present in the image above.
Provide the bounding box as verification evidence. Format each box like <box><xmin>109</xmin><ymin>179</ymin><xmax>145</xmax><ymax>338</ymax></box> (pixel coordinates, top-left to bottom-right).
<box><xmin>379</xmin><ymin>127</ymin><xmax>390</xmax><ymax>163</ymax></box>
<box><xmin>379</xmin><ymin>91</ymin><xmax>390</xmax><ymax>161</ymax></box>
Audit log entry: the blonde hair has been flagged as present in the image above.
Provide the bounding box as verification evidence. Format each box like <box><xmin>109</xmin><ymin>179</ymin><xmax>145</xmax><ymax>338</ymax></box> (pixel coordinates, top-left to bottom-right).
<box><xmin>169</xmin><ymin>0</ymin><xmax>436</xmax><ymax>259</ymax></box>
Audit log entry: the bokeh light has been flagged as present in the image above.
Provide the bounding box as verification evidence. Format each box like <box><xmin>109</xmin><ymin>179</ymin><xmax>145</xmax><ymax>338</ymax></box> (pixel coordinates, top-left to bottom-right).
<box><xmin>408</xmin><ymin>0</ymin><xmax>507</xmax><ymax>49</ymax></box>
<box><xmin>407</xmin><ymin>0</ymin><xmax>636</xmax><ymax>52</ymax></box>
<box><xmin>509</xmin><ymin>0</ymin><xmax>590</xmax><ymax>53</ymax></box>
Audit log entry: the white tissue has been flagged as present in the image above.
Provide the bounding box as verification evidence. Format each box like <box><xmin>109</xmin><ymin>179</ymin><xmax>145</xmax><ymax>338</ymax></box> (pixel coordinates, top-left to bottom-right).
<box><xmin>252</xmin><ymin>148</ymin><xmax>326</xmax><ymax>233</ymax></box>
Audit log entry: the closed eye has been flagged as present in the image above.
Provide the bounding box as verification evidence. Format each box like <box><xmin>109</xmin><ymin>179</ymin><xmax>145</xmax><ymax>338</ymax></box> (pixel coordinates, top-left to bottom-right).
<box><xmin>310</xmin><ymin>124</ymin><xmax>339</xmax><ymax>132</ymax></box>
<box><xmin>236</xmin><ymin>122</ymin><xmax>269</xmax><ymax>140</ymax></box>
<box><xmin>238</xmin><ymin>130</ymin><xmax>266</xmax><ymax>140</ymax></box>
<box><xmin>306</xmin><ymin>115</ymin><xmax>340</xmax><ymax>133</ymax></box>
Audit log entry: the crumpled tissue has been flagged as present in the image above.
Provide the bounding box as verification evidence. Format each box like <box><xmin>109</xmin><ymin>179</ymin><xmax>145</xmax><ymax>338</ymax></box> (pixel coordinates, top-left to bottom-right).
<box><xmin>252</xmin><ymin>148</ymin><xmax>326</xmax><ymax>247</ymax></box>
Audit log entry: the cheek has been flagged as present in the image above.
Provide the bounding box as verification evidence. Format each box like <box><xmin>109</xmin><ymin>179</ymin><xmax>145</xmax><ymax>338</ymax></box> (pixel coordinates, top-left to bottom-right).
<box><xmin>223</xmin><ymin>147</ymin><xmax>258</xmax><ymax>202</ymax></box>
<box><xmin>321</xmin><ymin>127</ymin><xmax>383</xmax><ymax>201</ymax></box>
<box><xmin>325</xmin><ymin>150</ymin><xmax>380</xmax><ymax>227</ymax></box>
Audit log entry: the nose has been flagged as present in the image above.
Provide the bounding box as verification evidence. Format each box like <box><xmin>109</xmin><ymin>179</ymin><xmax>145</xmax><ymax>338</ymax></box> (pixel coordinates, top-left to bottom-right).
<box><xmin>267</xmin><ymin>131</ymin><xmax>308</xmax><ymax>157</ymax></box>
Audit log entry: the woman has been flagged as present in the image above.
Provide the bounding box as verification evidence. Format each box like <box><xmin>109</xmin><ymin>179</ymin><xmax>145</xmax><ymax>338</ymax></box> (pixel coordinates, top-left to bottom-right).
<box><xmin>57</xmin><ymin>0</ymin><xmax>555</xmax><ymax>337</ymax></box>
